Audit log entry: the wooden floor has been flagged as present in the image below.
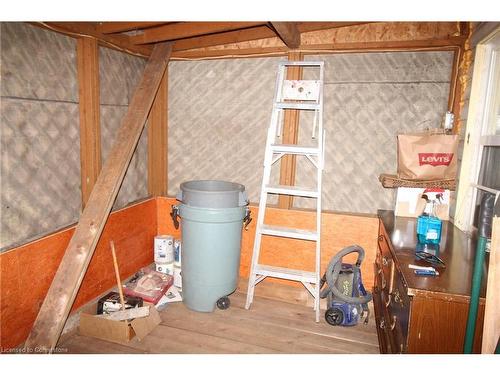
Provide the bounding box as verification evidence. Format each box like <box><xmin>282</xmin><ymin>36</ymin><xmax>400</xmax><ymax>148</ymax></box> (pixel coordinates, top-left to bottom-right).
<box><xmin>58</xmin><ymin>291</ymin><xmax>380</xmax><ymax>354</ymax></box>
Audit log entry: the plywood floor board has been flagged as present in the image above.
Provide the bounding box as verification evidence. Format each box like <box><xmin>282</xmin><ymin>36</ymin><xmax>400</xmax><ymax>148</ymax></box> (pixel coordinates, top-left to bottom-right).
<box><xmin>58</xmin><ymin>291</ymin><xmax>379</xmax><ymax>354</ymax></box>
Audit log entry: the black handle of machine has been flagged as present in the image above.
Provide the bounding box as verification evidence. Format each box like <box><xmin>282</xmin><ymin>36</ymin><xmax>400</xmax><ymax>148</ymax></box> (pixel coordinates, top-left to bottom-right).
<box><xmin>171</xmin><ymin>205</ymin><xmax>180</xmax><ymax>230</ymax></box>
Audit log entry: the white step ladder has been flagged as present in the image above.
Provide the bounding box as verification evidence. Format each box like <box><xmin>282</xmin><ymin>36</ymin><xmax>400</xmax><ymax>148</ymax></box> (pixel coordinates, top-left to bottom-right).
<box><xmin>245</xmin><ymin>61</ymin><xmax>325</xmax><ymax>322</ymax></box>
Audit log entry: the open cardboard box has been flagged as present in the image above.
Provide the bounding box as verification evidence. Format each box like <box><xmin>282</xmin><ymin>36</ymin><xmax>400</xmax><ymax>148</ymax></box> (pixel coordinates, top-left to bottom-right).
<box><xmin>395</xmin><ymin>187</ymin><xmax>450</xmax><ymax>220</ymax></box>
<box><xmin>79</xmin><ymin>301</ymin><xmax>161</xmax><ymax>344</ymax></box>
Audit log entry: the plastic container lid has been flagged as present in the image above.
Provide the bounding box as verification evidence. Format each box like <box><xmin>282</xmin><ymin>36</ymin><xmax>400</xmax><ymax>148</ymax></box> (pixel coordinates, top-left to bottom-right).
<box><xmin>177</xmin><ymin>180</ymin><xmax>248</xmax><ymax>208</ymax></box>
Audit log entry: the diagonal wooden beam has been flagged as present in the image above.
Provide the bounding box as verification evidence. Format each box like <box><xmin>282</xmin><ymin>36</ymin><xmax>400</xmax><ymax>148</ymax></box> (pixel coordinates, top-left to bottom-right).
<box><xmin>24</xmin><ymin>42</ymin><xmax>173</xmax><ymax>353</ymax></box>
<box><xmin>297</xmin><ymin>22</ymin><xmax>373</xmax><ymax>33</ymax></box>
<box><xmin>173</xmin><ymin>25</ymin><xmax>276</xmax><ymax>51</ymax></box>
<box><xmin>271</xmin><ymin>22</ymin><xmax>301</xmax><ymax>49</ymax></box>
<box><xmin>37</xmin><ymin>22</ymin><xmax>153</xmax><ymax>57</ymax></box>
<box><xmin>131</xmin><ymin>21</ymin><xmax>267</xmax><ymax>44</ymax></box>
<box><xmin>172</xmin><ymin>23</ymin><xmax>374</xmax><ymax>53</ymax></box>
<box><xmin>98</xmin><ymin>21</ymin><xmax>171</xmax><ymax>34</ymax></box>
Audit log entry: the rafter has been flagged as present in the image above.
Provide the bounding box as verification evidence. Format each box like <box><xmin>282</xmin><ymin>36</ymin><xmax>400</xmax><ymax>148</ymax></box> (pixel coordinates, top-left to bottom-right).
<box><xmin>271</xmin><ymin>22</ymin><xmax>301</xmax><ymax>48</ymax></box>
<box><xmin>171</xmin><ymin>22</ymin><xmax>373</xmax><ymax>52</ymax></box>
<box><xmin>37</xmin><ymin>22</ymin><xmax>153</xmax><ymax>57</ymax></box>
<box><xmin>131</xmin><ymin>21</ymin><xmax>267</xmax><ymax>44</ymax></box>
<box><xmin>98</xmin><ymin>21</ymin><xmax>171</xmax><ymax>34</ymax></box>
<box><xmin>172</xmin><ymin>25</ymin><xmax>275</xmax><ymax>51</ymax></box>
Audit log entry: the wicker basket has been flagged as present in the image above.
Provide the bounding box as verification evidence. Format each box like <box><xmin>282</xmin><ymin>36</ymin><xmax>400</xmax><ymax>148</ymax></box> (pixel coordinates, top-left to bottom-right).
<box><xmin>379</xmin><ymin>174</ymin><xmax>456</xmax><ymax>190</ymax></box>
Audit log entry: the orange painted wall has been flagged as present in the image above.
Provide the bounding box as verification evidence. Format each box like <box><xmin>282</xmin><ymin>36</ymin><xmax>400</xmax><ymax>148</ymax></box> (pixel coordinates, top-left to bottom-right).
<box><xmin>0</xmin><ymin>198</ymin><xmax>157</xmax><ymax>350</ymax></box>
<box><xmin>1</xmin><ymin>196</ymin><xmax>378</xmax><ymax>350</ymax></box>
<box><xmin>156</xmin><ymin>197</ymin><xmax>378</xmax><ymax>290</ymax></box>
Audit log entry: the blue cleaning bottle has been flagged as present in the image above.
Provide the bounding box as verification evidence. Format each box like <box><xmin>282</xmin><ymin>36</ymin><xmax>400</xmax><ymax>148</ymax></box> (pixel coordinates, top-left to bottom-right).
<box><xmin>416</xmin><ymin>191</ymin><xmax>442</xmax><ymax>245</ymax></box>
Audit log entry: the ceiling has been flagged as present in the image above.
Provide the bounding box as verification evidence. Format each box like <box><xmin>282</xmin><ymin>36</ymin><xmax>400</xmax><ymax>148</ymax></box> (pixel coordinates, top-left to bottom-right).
<box><xmin>38</xmin><ymin>21</ymin><xmax>371</xmax><ymax>57</ymax></box>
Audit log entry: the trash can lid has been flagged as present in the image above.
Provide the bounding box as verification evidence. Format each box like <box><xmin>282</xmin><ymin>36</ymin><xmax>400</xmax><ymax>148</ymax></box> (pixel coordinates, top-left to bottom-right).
<box><xmin>180</xmin><ymin>180</ymin><xmax>245</xmax><ymax>194</ymax></box>
<box><xmin>177</xmin><ymin>180</ymin><xmax>248</xmax><ymax>208</ymax></box>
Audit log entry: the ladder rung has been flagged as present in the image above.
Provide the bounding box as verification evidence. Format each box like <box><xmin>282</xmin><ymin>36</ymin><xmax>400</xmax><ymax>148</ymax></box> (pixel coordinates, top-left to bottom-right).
<box><xmin>260</xmin><ymin>224</ymin><xmax>318</xmax><ymax>241</ymax></box>
<box><xmin>254</xmin><ymin>264</ymin><xmax>317</xmax><ymax>283</ymax></box>
<box><xmin>276</xmin><ymin>102</ymin><xmax>319</xmax><ymax>110</ymax></box>
<box><xmin>265</xmin><ymin>184</ymin><xmax>319</xmax><ymax>198</ymax></box>
<box><xmin>270</xmin><ymin>144</ymin><xmax>319</xmax><ymax>155</ymax></box>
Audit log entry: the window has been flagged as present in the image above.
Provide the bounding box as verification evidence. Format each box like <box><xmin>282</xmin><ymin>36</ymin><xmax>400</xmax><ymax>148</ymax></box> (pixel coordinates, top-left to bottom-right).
<box><xmin>455</xmin><ymin>29</ymin><xmax>500</xmax><ymax>232</ymax></box>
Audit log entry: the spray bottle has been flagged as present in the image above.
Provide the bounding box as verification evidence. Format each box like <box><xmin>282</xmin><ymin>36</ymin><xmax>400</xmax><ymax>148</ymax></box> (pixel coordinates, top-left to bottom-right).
<box><xmin>416</xmin><ymin>188</ymin><xmax>443</xmax><ymax>245</ymax></box>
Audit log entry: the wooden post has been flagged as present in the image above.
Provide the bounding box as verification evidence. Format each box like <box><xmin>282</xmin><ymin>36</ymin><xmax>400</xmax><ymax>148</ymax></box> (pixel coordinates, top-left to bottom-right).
<box><xmin>24</xmin><ymin>43</ymin><xmax>173</xmax><ymax>353</ymax></box>
<box><xmin>147</xmin><ymin>68</ymin><xmax>168</xmax><ymax>197</ymax></box>
<box><xmin>278</xmin><ymin>51</ymin><xmax>303</xmax><ymax>209</ymax></box>
<box><xmin>77</xmin><ymin>37</ymin><xmax>101</xmax><ymax>208</ymax></box>
<box><xmin>450</xmin><ymin>22</ymin><xmax>472</xmax><ymax>135</ymax></box>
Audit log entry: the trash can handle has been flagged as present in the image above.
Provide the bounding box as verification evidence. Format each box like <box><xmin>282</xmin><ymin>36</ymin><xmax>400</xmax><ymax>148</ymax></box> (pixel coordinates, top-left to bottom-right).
<box><xmin>243</xmin><ymin>207</ymin><xmax>252</xmax><ymax>231</ymax></box>
<box><xmin>171</xmin><ymin>205</ymin><xmax>180</xmax><ymax>230</ymax></box>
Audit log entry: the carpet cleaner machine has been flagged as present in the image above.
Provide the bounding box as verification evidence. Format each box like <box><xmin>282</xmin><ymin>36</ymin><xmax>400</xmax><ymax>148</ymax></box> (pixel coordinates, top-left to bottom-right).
<box><xmin>320</xmin><ymin>245</ymin><xmax>372</xmax><ymax>326</ymax></box>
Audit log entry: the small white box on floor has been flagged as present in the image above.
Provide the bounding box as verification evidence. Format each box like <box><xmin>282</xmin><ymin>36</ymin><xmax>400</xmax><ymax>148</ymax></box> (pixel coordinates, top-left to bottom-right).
<box><xmin>155</xmin><ymin>262</ymin><xmax>174</xmax><ymax>275</ymax></box>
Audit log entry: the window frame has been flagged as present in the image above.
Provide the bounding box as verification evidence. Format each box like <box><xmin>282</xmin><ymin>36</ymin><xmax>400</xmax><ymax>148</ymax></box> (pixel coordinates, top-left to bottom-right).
<box><xmin>455</xmin><ymin>29</ymin><xmax>500</xmax><ymax>232</ymax></box>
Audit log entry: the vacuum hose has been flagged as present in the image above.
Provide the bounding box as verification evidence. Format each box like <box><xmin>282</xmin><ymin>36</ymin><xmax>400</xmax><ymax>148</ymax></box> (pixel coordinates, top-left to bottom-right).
<box><xmin>320</xmin><ymin>245</ymin><xmax>372</xmax><ymax>304</ymax></box>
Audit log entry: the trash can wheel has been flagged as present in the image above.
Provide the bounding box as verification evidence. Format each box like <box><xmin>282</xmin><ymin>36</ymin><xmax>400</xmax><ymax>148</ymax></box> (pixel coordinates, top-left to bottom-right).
<box><xmin>216</xmin><ymin>296</ymin><xmax>230</xmax><ymax>310</ymax></box>
<box><xmin>325</xmin><ymin>307</ymin><xmax>343</xmax><ymax>326</ymax></box>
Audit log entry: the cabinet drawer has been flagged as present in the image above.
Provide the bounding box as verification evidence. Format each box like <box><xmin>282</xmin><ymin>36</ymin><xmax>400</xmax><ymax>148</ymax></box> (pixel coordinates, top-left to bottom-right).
<box><xmin>386</xmin><ymin>271</ymin><xmax>411</xmax><ymax>353</ymax></box>
<box><xmin>378</xmin><ymin>233</ymin><xmax>391</xmax><ymax>257</ymax></box>
<box><xmin>376</xmin><ymin>239</ymin><xmax>394</xmax><ymax>293</ymax></box>
<box><xmin>372</xmin><ymin>285</ymin><xmax>393</xmax><ymax>354</ymax></box>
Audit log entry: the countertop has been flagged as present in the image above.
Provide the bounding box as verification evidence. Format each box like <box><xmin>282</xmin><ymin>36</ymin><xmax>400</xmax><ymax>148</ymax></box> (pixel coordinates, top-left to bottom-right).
<box><xmin>378</xmin><ymin>210</ymin><xmax>488</xmax><ymax>299</ymax></box>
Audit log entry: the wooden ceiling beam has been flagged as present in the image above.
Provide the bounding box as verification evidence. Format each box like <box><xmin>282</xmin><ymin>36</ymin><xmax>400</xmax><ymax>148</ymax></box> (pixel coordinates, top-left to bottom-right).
<box><xmin>172</xmin><ymin>25</ymin><xmax>275</xmax><ymax>51</ymax></box>
<box><xmin>172</xmin><ymin>23</ymin><xmax>374</xmax><ymax>52</ymax></box>
<box><xmin>297</xmin><ymin>22</ymin><xmax>373</xmax><ymax>32</ymax></box>
<box><xmin>36</xmin><ymin>22</ymin><xmax>153</xmax><ymax>57</ymax></box>
<box><xmin>98</xmin><ymin>22</ymin><xmax>172</xmax><ymax>34</ymax></box>
<box><xmin>131</xmin><ymin>21</ymin><xmax>268</xmax><ymax>44</ymax></box>
<box><xmin>271</xmin><ymin>22</ymin><xmax>301</xmax><ymax>49</ymax></box>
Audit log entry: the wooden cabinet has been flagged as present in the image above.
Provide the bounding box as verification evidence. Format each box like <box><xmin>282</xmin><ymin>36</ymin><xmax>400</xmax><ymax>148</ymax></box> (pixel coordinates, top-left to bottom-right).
<box><xmin>374</xmin><ymin>211</ymin><xmax>487</xmax><ymax>354</ymax></box>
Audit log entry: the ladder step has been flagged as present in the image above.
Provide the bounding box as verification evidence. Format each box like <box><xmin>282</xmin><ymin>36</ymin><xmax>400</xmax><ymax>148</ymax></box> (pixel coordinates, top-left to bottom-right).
<box><xmin>254</xmin><ymin>264</ymin><xmax>317</xmax><ymax>283</ymax></box>
<box><xmin>260</xmin><ymin>224</ymin><xmax>318</xmax><ymax>241</ymax></box>
<box><xmin>270</xmin><ymin>144</ymin><xmax>319</xmax><ymax>155</ymax></box>
<box><xmin>276</xmin><ymin>102</ymin><xmax>320</xmax><ymax>110</ymax></box>
<box><xmin>265</xmin><ymin>184</ymin><xmax>319</xmax><ymax>198</ymax></box>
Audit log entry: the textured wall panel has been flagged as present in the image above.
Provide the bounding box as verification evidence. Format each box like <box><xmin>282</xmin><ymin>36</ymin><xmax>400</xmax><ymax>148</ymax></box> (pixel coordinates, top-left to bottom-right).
<box><xmin>168</xmin><ymin>52</ymin><xmax>452</xmax><ymax>213</ymax></box>
<box><xmin>168</xmin><ymin>57</ymin><xmax>284</xmax><ymax>202</ymax></box>
<box><xmin>0</xmin><ymin>99</ymin><xmax>81</xmax><ymax>249</ymax></box>
<box><xmin>1</xmin><ymin>23</ymin><xmax>78</xmax><ymax>101</ymax></box>
<box><xmin>1</xmin><ymin>23</ymin><xmax>81</xmax><ymax>250</ymax></box>
<box><xmin>99</xmin><ymin>47</ymin><xmax>149</xmax><ymax>210</ymax></box>
<box><xmin>293</xmin><ymin>52</ymin><xmax>453</xmax><ymax>213</ymax></box>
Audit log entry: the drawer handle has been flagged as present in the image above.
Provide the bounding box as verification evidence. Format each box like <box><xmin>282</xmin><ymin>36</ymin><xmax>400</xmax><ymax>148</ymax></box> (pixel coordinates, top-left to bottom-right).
<box><xmin>378</xmin><ymin>235</ymin><xmax>384</xmax><ymax>242</ymax></box>
<box><xmin>384</xmin><ymin>293</ymin><xmax>391</xmax><ymax>307</ymax></box>
<box><xmin>382</xmin><ymin>256</ymin><xmax>389</xmax><ymax>266</ymax></box>
<box><xmin>379</xmin><ymin>318</ymin><xmax>386</xmax><ymax>329</ymax></box>
<box><xmin>390</xmin><ymin>315</ymin><xmax>397</xmax><ymax>330</ymax></box>
<box><xmin>394</xmin><ymin>290</ymin><xmax>402</xmax><ymax>305</ymax></box>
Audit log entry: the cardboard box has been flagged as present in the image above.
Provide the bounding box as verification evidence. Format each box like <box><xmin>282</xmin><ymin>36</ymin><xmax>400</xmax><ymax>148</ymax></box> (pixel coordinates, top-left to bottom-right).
<box><xmin>79</xmin><ymin>301</ymin><xmax>161</xmax><ymax>344</ymax></box>
<box><xmin>395</xmin><ymin>187</ymin><xmax>450</xmax><ymax>221</ymax></box>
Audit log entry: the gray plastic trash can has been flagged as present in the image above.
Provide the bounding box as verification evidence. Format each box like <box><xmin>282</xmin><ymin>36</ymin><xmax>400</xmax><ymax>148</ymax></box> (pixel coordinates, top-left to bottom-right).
<box><xmin>172</xmin><ymin>180</ymin><xmax>250</xmax><ymax>312</ymax></box>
